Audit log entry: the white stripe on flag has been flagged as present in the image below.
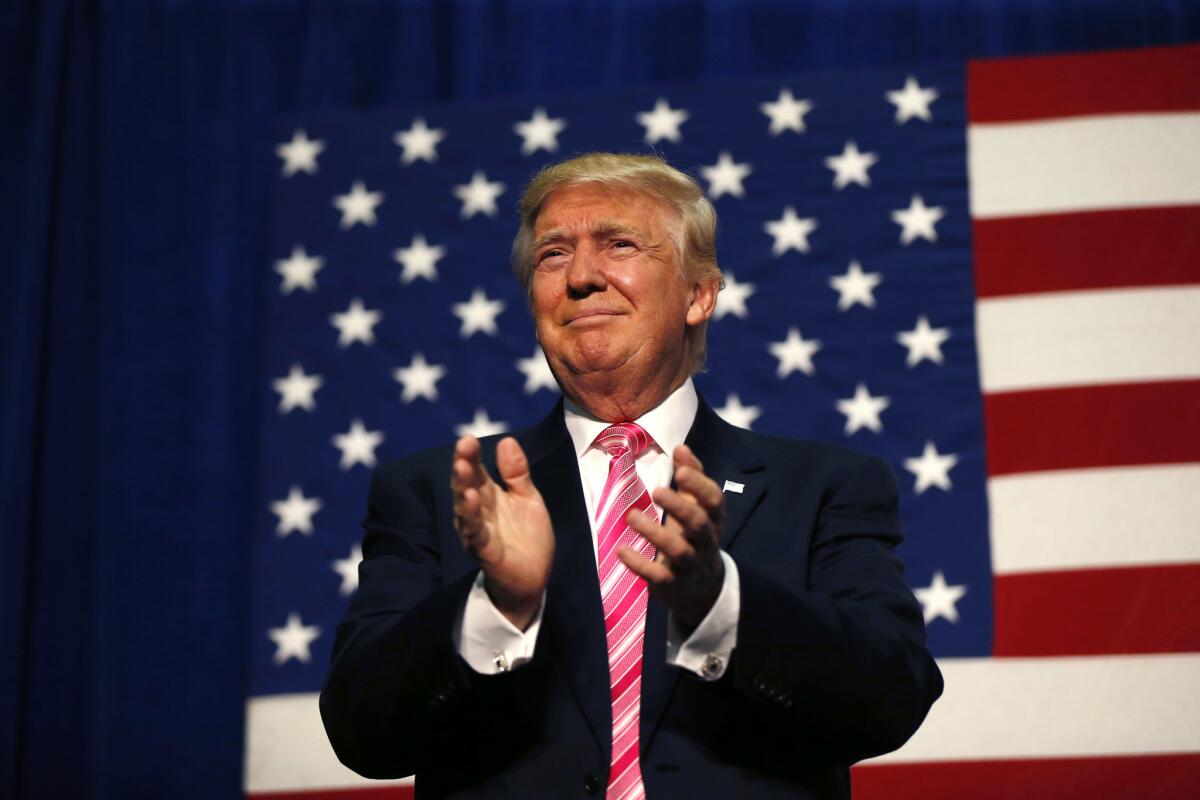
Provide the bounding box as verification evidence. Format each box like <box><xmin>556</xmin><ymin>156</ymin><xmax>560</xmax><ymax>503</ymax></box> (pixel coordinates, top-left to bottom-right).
<box><xmin>867</xmin><ymin>653</ymin><xmax>1200</xmax><ymax>763</ymax></box>
<box><xmin>247</xmin><ymin>655</ymin><xmax>1200</xmax><ymax>789</ymax></box>
<box><xmin>989</xmin><ymin>464</ymin><xmax>1200</xmax><ymax>574</ymax></box>
<box><xmin>244</xmin><ymin>693</ymin><xmax>413</xmax><ymax>792</ymax></box>
<box><xmin>968</xmin><ymin>112</ymin><xmax>1200</xmax><ymax>218</ymax></box>
<box><xmin>976</xmin><ymin>285</ymin><xmax>1200</xmax><ymax>392</ymax></box>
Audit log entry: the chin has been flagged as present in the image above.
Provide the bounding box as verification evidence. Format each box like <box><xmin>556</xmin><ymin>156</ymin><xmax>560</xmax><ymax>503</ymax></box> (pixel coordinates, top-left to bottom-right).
<box><xmin>574</xmin><ymin>332</ymin><xmax>628</xmax><ymax>365</ymax></box>
<box><xmin>554</xmin><ymin>344</ymin><xmax>630</xmax><ymax>379</ymax></box>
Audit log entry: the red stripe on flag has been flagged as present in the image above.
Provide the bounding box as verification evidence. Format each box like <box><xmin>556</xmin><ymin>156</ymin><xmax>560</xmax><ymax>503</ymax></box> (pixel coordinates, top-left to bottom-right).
<box><xmin>994</xmin><ymin>563</ymin><xmax>1200</xmax><ymax>656</ymax></box>
<box><xmin>249</xmin><ymin>788</ymin><xmax>412</xmax><ymax>800</ymax></box>
<box><xmin>967</xmin><ymin>44</ymin><xmax>1200</xmax><ymax>123</ymax></box>
<box><xmin>852</xmin><ymin>753</ymin><xmax>1200</xmax><ymax>800</ymax></box>
<box><xmin>974</xmin><ymin>206</ymin><xmax>1200</xmax><ymax>299</ymax></box>
<box><xmin>984</xmin><ymin>380</ymin><xmax>1200</xmax><ymax>477</ymax></box>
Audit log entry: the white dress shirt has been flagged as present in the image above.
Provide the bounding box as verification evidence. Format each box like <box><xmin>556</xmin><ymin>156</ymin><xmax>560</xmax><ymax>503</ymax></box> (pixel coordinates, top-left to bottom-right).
<box><xmin>453</xmin><ymin>378</ymin><xmax>740</xmax><ymax>681</ymax></box>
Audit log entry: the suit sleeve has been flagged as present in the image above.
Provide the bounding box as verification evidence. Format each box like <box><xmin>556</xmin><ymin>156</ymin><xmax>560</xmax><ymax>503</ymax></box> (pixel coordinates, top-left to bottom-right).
<box><xmin>728</xmin><ymin>454</ymin><xmax>943</xmax><ymax>763</ymax></box>
<box><xmin>319</xmin><ymin>457</ymin><xmax>544</xmax><ymax>779</ymax></box>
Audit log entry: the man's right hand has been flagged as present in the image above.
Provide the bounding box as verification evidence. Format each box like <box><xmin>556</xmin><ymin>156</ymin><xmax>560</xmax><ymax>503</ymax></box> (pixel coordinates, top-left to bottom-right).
<box><xmin>451</xmin><ymin>436</ymin><xmax>555</xmax><ymax>631</ymax></box>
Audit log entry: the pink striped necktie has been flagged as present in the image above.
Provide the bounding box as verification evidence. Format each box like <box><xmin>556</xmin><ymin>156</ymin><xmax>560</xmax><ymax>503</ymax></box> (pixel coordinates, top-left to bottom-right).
<box><xmin>593</xmin><ymin>421</ymin><xmax>658</xmax><ymax>800</ymax></box>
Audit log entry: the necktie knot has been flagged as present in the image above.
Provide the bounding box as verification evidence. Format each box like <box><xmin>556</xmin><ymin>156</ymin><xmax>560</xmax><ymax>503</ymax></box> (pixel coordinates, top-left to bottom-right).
<box><xmin>594</xmin><ymin>421</ymin><xmax>653</xmax><ymax>459</ymax></box>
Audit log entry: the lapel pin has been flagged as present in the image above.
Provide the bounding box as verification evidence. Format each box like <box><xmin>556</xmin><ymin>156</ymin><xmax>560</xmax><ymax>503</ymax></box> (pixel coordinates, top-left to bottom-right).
<box><xmin>723</xmin><ymin>480</ymin><xmax>744</xmax><ymax>494</ymax></box>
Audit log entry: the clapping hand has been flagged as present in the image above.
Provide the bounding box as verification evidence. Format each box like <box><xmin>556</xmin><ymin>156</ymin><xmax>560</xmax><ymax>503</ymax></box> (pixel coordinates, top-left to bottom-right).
<box><xmin>618</xmin><ymin>444</ymin><xmax>726</xmax><ymax>629</ymax></box>
<box><xmin>451</xmin><ymin>436</ymin><xmax>555</xmax><ymax>631</ymax></box>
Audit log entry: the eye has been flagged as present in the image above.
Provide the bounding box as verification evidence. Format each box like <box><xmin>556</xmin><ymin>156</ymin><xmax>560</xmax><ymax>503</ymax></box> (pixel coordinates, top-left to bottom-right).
<box><xmin>535</xmin><ymin>248</ymin><xmax>568</xmax><ymax>271</ymax></box>
<box><xmin>612</xmin><ymin>239</ymin><xmax>634</xmax><ymax>249</ymax></box>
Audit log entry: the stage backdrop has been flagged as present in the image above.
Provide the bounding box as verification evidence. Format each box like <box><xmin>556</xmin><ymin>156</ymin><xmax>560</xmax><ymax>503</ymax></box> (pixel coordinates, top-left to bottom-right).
<box><xmin>4</xmin><ymin>3</ymin><xmax>1199</xmax><ymax>799</ymax></box>
<box><xmin>244</xmin><ymin>44</ymin><xmax>1200</xmax><ymax>800</ymax></box>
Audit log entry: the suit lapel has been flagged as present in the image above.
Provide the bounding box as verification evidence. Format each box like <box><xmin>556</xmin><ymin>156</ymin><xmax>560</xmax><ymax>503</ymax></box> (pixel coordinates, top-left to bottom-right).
<box><xmin>517</xmin><ymin>403</ymin><xmax>612</xmax><ymax>758</ymax></box>
<box><xmin>640</xmin><ymin>396</ymin><xmax>767</xmax><ymax>751</ymax></box>
<box><xmin>687</xmin><ymin>398</ymin><xmax>768</xmax><ymax>553</ymax></box>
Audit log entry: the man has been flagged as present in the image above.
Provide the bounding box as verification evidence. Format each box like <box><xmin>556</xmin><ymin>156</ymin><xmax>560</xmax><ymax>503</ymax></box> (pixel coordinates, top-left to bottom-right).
<box><xmin>320</xmin><ymin>153</ymin><xmax>943</xmax><ymax>799</ymax></box>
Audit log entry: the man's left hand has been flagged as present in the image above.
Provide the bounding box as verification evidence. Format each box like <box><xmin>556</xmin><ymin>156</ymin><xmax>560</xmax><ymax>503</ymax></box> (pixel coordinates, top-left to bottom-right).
<box><xmin>617</xmin><ymin>443</ymin><xmax>726</xmax><ymax>629</ymax></box>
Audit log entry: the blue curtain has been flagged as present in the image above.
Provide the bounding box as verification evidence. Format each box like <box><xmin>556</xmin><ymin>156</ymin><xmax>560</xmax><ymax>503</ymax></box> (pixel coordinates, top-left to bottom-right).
<box><xmin>3</xmin><ymin>1</ymin><xmax>1197</xmax><ymax>797</ymax></box>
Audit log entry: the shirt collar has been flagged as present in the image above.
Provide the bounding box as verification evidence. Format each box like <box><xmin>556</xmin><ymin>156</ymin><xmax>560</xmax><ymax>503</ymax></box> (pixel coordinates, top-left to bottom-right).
<box><xmin>563</xmin><ymin>378</ymin><xmax>698</xmax><ymax>459</ymax></box>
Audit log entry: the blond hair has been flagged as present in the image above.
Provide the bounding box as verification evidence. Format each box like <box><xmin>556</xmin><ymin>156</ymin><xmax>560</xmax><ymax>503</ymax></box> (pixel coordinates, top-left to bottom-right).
<box><xmin>511</xmin><ymin>152</ymin><xmax>722</xmax><ymax>292</ymax></box>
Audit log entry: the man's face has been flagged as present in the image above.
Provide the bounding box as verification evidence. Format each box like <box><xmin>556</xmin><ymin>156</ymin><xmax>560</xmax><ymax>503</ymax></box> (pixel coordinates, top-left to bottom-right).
<box><xmin>529</xmin><ymin>183</ymin><xmax>713</xmax><ymax>390</ymax></box>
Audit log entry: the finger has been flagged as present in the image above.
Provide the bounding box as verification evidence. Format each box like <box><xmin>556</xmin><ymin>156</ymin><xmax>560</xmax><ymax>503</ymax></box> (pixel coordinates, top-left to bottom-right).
<box><xmin>673</xmin><ymin>445</ymin><xmax>721</xmax><ymax>509</ymax></box>
<box><xmin>452</xmin><ymin>483</ymin><xmax>479</xmax><ymax>525</ymax></box>
<box><xmin>627</xmin><ymin>508</ymin><xmax>692</xmax><ymax>562</ymax></box>
<box><xmin>451</xmin><ymin>455</ymin><xmax>480</xmax><ymax>492</ymax></box>
<box><xmin>456</xmin><ymin>487</ymin><xmax>484</xmax><ymax>538</ymax></box>
<box><xmin>651</xmin><ymin>486</ymin><xmax>711</xmax><ymax>536</ymax></box>
<box><xmin>674</xmin><ymin>464</ymin><xmax>725</xmax><ymax>518</ymax></box>
<box><xmin>617</xmin><ymin>546</ymin><xmax>674</xmax><ymax>585</ymax></box>
<box><xmin>674</xmin><ymin>443</ymin><xmax>704</xmax><ymax>472</ymax></box>
<box><xmin>452</xmin><ymin>436</ymin><xmax>490</xmax><ymax>490</ymax></box>
<box><xmin>496</xmin><ymin>437</ymin><xmax>539</xmax><ymax>498</ymax></box>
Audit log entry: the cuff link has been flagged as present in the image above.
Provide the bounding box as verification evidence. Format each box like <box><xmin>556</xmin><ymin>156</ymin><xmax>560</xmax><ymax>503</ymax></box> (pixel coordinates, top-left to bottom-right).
<box><xmin>700</xmin><ymin>654</ymin><xmax>724</xmax><ymax>680</ymax></box>
<box><xmin>491</xmin><ymin>652</ymin><xmax>511</xmax><ymax>673</ymax></box>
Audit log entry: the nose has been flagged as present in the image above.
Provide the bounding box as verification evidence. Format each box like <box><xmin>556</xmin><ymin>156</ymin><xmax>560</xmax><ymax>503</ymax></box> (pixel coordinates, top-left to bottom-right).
<box><xmin>565</xmin><ymin>248</ymin><xmax>606</xmax><ymax>298</ymax></box>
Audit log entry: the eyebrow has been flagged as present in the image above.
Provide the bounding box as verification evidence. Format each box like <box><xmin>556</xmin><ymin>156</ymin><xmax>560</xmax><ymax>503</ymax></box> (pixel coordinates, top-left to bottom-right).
<box><xmin>532</xmin><ymin>220</ymin><xmax>645</xmax><ymax>252</ymax></box>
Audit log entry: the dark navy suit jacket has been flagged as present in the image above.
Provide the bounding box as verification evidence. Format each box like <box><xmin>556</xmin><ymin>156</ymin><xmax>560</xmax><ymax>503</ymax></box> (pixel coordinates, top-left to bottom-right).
<box><xmin>320</xmin><ymin>397</ymin><xmax>942</xmax><ymax>799</ymax></box>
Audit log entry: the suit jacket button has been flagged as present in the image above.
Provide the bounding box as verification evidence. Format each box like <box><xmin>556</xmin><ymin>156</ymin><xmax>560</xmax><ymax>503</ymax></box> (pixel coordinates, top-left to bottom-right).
<box><xmin>583</xmin><ymin>773</ymin><xmax>600</xmax><ymax>794</ymax></box>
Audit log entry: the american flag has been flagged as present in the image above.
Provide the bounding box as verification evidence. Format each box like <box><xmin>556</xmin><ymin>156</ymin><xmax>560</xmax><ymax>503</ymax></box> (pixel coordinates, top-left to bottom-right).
<box><xmin>245</xmin><ymin>45</ymin><xmax>1200</xmax><ymax>799</ymax></box>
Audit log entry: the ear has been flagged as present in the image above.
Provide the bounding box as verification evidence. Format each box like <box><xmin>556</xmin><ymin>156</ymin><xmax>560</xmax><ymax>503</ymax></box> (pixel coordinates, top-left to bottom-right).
<box><xmin>685</xmin><ymin>274</ymin><xmax>720</xmax><ymax>328</ymax></box>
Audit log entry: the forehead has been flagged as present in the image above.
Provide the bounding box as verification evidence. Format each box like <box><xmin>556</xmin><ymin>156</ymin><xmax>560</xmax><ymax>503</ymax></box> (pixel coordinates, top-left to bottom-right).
<box><xmin>533</xmin><ymin>182</ymin><xmax>675</xmax><ymax>236</ymax></box>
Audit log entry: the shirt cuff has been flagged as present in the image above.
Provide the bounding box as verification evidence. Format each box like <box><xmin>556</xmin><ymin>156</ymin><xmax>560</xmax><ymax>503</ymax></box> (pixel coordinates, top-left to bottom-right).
<box><xmin>452</xmin><ymin>571</ymin><xmax>545</xmax><ymax>674</ymax></box>
<box><xmin>666</xmin><ymin>550</ymin><xmax>739</xmax><ymax>681</ymax></box>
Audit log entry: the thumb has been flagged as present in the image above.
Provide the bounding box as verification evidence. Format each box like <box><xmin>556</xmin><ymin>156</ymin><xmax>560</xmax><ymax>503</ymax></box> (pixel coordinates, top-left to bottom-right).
<box><xmin>496</xmin><ymin>437</ymin><xmax>539</xmax><ymax>498</ymax></box>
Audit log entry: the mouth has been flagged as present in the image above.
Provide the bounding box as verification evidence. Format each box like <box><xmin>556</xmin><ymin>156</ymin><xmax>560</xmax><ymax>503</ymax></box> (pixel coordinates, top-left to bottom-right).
<box><xmin>565</xmin><ymin>310</ymin><xmax>622</xmax><ymax>325</ymax></box>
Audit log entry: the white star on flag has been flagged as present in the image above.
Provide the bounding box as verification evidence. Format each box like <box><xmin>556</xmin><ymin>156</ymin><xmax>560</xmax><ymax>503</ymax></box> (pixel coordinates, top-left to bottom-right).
<box><xmin>454</xmin><ymin>171</ymin><xmax>506</xmax><ymax>218</ymax></box>
<box><xmin>514</xmin><ymin>107</ymin><xmax>567</xmax><ymax>155</ymax></box>
<box><xmin>715</xmin><ymin>393</ymin><xmax>762</xmax><ymax>430</ymax></box>
<box><xmin>333</xmin><ymin>181</ymin><xmax>384</xmax><ymax>228</ymax></box>
<box><xmin>329</xmin><ymin>298</ymin><xmax>382</xmax><ymax>348</ymax></box>
<box><xmin>452</xmin><ymin>288</ymin><xmax>505</xmax><ymax>337</ymax></box>
<box><xmin>836</xmin><ymin>383</ymin><xmax>890</xmax><ymax>435</ymax></box>
<box><xmin>270</xmin><ymin>486</ymin><xmax>322</xmax><ymax>537</ymax></box>
<box><xmin>765</xmin><ymin>206</ymin><xmax>818</xmax><ymax>256</ymax></box>
<box><xmin>394</xmin><ymin>117</ymin><xmax>446</xmax><ymax>164</ymax></box>
<box><xmin>516</xmin><ymin>347</ymin><xmax>558</xmax><ymax>394</ymax></box>
<box><xmin>714</xmin><ymin>272</ymin><xmax>755</xmax><ymax>320</ymax></box>
<box><xmin>272</xmin><ymin>363</ymin><xmax>323</xmax><ymax>414</ymax></box>
<box><xmin>456</xmin><ymin>409</ymin><xmax>509</xmax><ymax>439</ymax></box>
<box><xmin>897</xmin><ymin>314</ymin><xmax>950</xmax><ymax>366</ymax></box>
<box><xmin>892</xmin><ymin>194</ymin><xmax>945</xmax><ymax>245</ymax></box>
<box><xmin>332</xmin><ymin>419</ymin><xmax>384</xmax><ymax>471</ymax></box>
<box><xmin>904</xmin><ymin>441</ymin><xmax>959</xmax><ymax>494</ymax></box>
<box><xmin>700</xmin><ymin>151</ymin><xmax>753</xmax><ymax>199</ymax></box>
<box><xmin>759</xmin><ymin>88</ymin><xmax>813</xmax><ymax>136</ymax></box>
<box><xmin>393</xmin><ymin>233</ymin><xmax>445</xmax><ymax>284</ymax></box>
<box><xmin>914</xmin><ymin>571</ymin><xmax>967</xmax><ymax>624</ymax></box>
<box><xmin>393</xmin><ymin>353</ymin><xmax>447</xmax><ymax>403</ymax></box>
<box><xmin>636</xmin><ymin>98</ymin><xmax>689</xmax><ymax>144</ymax></box>
<box><xmin>267</xmin><ymin>612</ymin><xmax>321</xmax><ymax>665</ymax></box>
<box><xmin>331</xmin><ymin>543</ymin><xmax>363</xmax><ymax>597</ymax></box>
<box><xmin>824</xmin><ymin>140</ymin><xmax>879</xmax><ymax>189</ymax></box>
<box><xmin>829</xmin><ymin>260</ymin><xmax>881</xmax><ymax>310</ymax></box>
<box><xmin>769</xmin><ymin>327</ymin><xmax>822</xmax><ymax>377</ymax></box>
<box><xmin>887</xmin><ymin>75</ymin><xmax>939</xmax><ymax>124</ymax></box>
<box><xmin>274</xmin><ymin>245</ymin><xmax>323</xmax><ymax>294</ymax></box>
<box><xmin>276</xmin><ymin>129</ymin><xmax>325</xmax><ymax>177</ymax></box>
